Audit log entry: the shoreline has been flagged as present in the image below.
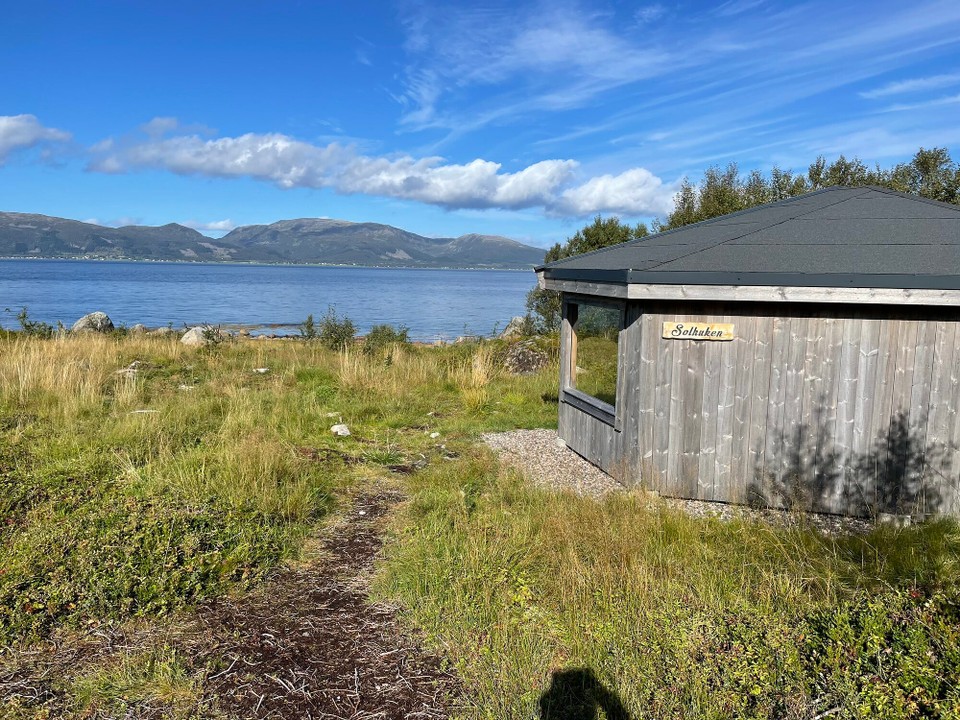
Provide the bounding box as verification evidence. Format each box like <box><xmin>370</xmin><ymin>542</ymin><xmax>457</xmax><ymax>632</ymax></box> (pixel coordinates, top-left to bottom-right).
<box><xmin>0</xmin><ymin>256</ymin><xmax>536</xmax><ymax>272</ymax></box>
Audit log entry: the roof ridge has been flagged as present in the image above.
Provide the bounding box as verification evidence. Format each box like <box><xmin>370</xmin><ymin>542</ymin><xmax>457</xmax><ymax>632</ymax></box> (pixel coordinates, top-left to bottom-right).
<box><xmin>853</xmin><ymin>184</ymin><xmax>960</xmax><ymax>213</ymax></box>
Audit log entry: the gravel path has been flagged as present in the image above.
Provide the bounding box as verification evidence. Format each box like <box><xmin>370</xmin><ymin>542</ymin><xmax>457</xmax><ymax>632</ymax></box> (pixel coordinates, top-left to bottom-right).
<box><xmin>482</xmin><ymin>429</ymin><xmax>624</xmax><ymax>499</ymax></box>
<box><xmin>483</xmin><ymin>428</ymin><xmax>873</xmax><ymax>534</ymax></box>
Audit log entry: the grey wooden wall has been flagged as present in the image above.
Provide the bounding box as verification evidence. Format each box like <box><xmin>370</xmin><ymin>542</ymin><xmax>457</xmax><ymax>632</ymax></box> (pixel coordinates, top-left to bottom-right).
<box><xmin>558</xmin><ymin>300</ymin><xmax>960</xmax><ymax>517</ymax></box>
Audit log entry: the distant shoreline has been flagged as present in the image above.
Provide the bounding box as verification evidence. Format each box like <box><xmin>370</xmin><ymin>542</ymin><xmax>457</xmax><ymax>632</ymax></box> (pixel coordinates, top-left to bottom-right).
<box><xmin>0</xmin><ymin>256</ymin><xmax>536</xmax><ymax>272</ymax></box>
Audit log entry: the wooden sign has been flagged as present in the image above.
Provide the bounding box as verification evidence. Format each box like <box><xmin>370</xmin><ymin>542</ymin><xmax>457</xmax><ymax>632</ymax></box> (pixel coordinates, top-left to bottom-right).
<box><xmin>662</xmin><ymin>322</ymin><xmax>735</xmax><ymax>341</ymax></box>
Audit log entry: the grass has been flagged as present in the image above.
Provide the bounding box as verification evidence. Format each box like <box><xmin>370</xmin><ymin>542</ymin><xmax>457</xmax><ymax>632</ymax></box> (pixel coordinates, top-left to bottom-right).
<box><xmin>1</xmin><ymin>331</ymin><xmax>958</xmax><ymax>719</ymax></box>
<box><xmin>376</xmin><ymin>458</ymin><xmax>960</xmax><ymax>718</ymax></box>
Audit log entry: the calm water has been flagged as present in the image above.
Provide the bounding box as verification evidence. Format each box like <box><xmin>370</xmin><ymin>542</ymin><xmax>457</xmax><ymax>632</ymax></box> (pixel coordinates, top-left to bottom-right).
<box><xmin>0</xmin><ymin>259</ymin><xmax>536</xmax><ymax>341</ymax></box>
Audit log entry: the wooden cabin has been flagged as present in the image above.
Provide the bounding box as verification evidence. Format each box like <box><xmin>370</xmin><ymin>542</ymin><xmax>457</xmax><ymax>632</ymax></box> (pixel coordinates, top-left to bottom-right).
<box><xmin>536</xmin><ymin>186</ymin><xmax>960</xmax><ymax>518</ymax></box>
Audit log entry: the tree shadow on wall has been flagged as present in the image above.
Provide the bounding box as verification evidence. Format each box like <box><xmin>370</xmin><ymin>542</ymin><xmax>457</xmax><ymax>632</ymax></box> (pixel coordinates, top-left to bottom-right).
<box><xmin>748</xmin><ymin>409</ymin><xmax>952</xmax><ymax>518</ymax></box>
<box><xmin>538</xmin><ymin>667</ymin><xmax>631</xmax><ymax>720</ymax></box>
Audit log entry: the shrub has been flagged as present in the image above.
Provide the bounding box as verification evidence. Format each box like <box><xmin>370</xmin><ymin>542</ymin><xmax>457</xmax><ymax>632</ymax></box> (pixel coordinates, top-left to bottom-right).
<box><xmin>14</xmin><ymin>306</ymin><xmax>56</xmax><ymax>338</ymax></box>
<box><xmin>299</xmin><ymin>313</ymin><xmax>317</xmax><ymax>340</ymax></box>
<box><xmin>317</xmin><ymin>306</ymin><xmax>356</xmax><ymax>350</ymax></box>
<box><xmin>363</xmin><ymin>323</ymin><xmax>410</xmax><ymax>356</ymax></box>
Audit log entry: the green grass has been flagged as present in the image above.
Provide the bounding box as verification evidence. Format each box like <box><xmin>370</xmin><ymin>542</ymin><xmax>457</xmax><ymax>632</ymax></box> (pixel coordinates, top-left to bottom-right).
<box><xmin>1</xmin><ymin>332</ymin><xmax>958</xmax><ymax>719</ymax></box>
<box><xmin>572</xmin><ymin>335</ymin><xmax>618</xmax><ymax>406</ymax></box>
<box><xmin>0</xmin><ymin>333</ymin><xmax>556</xmax><ymax>646</ymax></box>
<box><xmin>375</xmin><ymin>454</ymin><xmax>960</xmax><ymax>719</ymax></box>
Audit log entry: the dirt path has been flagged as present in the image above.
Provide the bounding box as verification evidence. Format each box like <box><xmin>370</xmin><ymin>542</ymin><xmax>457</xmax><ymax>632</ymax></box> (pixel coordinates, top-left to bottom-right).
<box><xmin>196</xmin><ymin>491</ymin><xmax>458</xmax><ymax>719</ymax></box>
<box><xmin>1</xmin><ymin>491</ymin><xmax>460</xmax><ymax>719</ymax></box>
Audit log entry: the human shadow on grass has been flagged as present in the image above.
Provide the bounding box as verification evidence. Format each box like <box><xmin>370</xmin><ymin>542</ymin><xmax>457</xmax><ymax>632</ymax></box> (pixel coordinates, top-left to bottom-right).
<box><xmin>538</xmin><ymin>667</ymin><xmax>631</xmax><ymax>720</ymax></box>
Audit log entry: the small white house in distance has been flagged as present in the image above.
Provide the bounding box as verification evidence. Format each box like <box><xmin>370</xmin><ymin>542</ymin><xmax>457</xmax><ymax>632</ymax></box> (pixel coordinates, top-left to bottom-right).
<box><xmin>535</xmin><ymin>186</ymin><xmax>960</xmax><ymax>518</ymax></box>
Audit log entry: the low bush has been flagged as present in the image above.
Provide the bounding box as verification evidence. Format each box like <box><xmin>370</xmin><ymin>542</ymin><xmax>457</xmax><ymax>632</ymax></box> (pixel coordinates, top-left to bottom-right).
<box><xmin>0</xmin><ymin>488</ymin><xmax>292</xmax><ymax>642</ymax></box>
<box><xmin>14</xmin><ymin>306</ymin><xmax>56</xmax><ymax>338</ymax></box>
<box><xmin>363</xmin><ymin>323</ymin><xmax>410</xmax><ymax>356</ymax></box>
<box><xmin>317</xmin><ymin>306</ymin><xmax>356</xmax><ymax>350</ymax></box>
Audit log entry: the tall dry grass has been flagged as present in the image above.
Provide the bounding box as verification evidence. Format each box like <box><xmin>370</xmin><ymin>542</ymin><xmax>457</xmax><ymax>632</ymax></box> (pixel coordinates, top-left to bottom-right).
<box><xmin>337</xmin><ymin>345</ymin><xmax>438</xmax><ymax>398</ymax></box>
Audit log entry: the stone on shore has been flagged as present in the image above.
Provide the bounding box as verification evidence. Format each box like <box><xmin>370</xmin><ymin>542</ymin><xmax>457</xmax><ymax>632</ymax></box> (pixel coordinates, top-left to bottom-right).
<box><xmin>148</xmin><ymin>327</ymin><xmax>178</xmax><ymax>337</ymax></box>
<box><xmin>130</xmin><ymin>323</ymin><xmax>147</xmax><ymax>334</ymax></box>
<box><xmin>181</xmin><ymin>325</ymin><xmax>228</xmax><ymax>346</ymax></box>
<box><xmin>71</xmin><ymin>311</ymin><xmax>114</xmax><ymax>334</ymax></box>
<box><xmin>498</xmin><ymin>316</ymin><xmax>529</xmax><ymax>339</ymax></box>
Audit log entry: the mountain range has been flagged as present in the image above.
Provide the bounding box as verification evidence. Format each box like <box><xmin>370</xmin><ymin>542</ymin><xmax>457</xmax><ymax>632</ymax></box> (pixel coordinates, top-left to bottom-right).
<box><xmin>0</xmin><ymin>212</ymin><xmax>545</xmax><ymax>269</ymax></box>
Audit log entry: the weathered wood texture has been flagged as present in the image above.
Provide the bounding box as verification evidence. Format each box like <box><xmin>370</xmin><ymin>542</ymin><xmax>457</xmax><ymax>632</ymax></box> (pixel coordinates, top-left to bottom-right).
<box><xmin>557</xmin><ymin>299</ymin><xmax>960</xmax><ymax>517</ymax></box>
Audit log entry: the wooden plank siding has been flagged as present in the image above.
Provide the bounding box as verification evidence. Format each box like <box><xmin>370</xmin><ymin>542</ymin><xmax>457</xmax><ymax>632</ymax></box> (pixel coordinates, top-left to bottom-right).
<box><xmin>556</xmin><ymin>298</ymin><xmax>960</xmax><ymax>517</ymax></box>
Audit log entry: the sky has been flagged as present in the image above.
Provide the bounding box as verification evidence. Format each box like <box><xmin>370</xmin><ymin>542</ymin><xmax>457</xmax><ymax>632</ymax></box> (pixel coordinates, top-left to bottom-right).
<box><xmin>1</xmin><ymin>0</ymin><xmax>959</xmax><ymax>248</ymax></box>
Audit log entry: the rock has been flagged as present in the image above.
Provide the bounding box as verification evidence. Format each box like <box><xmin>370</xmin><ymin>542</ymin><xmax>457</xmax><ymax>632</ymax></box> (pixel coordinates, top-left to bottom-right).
<box><xmin>878</xmin><ymin>512</ymin><xmax>912</xmax><ymax>526</ymax></box>
<box><xmin>180</xmin><ymin>325</ymin><xmax>229</xmax><ymax>346</ymax></box>
<box><xmin>503</xmin><ymin>339</ymin><xmax>549</xmax><ymax>375</ymax></box>
<box><xmin>429</xmin><ymin>432</ymin><xmax>440</xmax><ymax>439</ymax></box>
<box><xmin>498</xmin><ymin>316</ymin><xmax>529</xmax><ymax>339</ymax></box>
<box><xmin>71</xmin><ymin>311</ymin><xmax>114</xmax><ymax>333</ymax></box>
<box><xmin>454</xmin><ymin>335</ymin><xmax>482</xmax><ymax>344</ymax></box>
<box><xmin>238</xmin><ymin>328</ymin><xmax>251</xmax><ymax>338</ymax></box>
<box><xmin>130</xmin><ymin>323</ymin><xmax>147</xmax><ymax>334</ymax></box>
<box><xmin>331</xmin><ymin>423</ymin><xmax>351</xmax><ymax>437</ymax></box>
<box><xmin>148</xmin><ymin>327</ymin><xmax>178</xmax><ymax>337</ymax></box>
<box><xmin>115</xmin><ymin>360</ymin><xmax>145</xmax><ymax>378</ymax></box>
<box><xmin>252</xmin><ymin>367</ymin><xmax>269</xmax><ymax>374</ymax></box>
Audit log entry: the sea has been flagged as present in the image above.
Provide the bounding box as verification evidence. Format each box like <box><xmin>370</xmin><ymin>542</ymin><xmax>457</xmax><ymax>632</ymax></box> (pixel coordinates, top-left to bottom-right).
<box><xmin>0</xmin><ymin>259</ymin><xmax>537</xmax><ymax>342</ymax></box>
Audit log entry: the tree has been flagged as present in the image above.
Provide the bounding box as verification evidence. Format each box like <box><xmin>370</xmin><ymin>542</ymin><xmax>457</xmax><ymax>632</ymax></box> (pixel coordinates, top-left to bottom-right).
<box><xmin>526</xmin><ymin>216</ymin><xmax>649</xmax><ymax>332</ymax></box>
<box><xmin>664</xmin><ymin>162</ymin><xmax>810</xmax><ymax>230</ymax></box>
<box><xmin>663</xmin><ymin>147</ymin><xmax>958</xmax><ymax>233</ymax></box>
<box><xmin>888</xmin><ymin>147</ymin><xmax>959</xmax><ymax>203</ymax></box>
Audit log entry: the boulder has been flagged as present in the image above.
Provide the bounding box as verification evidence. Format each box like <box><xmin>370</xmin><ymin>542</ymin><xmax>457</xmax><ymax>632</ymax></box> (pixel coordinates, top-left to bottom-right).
<box><xmin>503</xmin><ymin>339</ymin><xmax>549</xmax><ymax>375</ymax></box>
<box><xmin>180</xmin><ymin>325</ymin><xmax>228</xmax><ymax>346</ymax></box>
<box><xmin>130</xmin><ymin>323</ymin><xmax>147</xmax><ymax>334</ymax></box>
<box><xmin>71</xmin><ymin>311</ymin><xmax>114</xmax><ymax>333</ymax></box>
<box><xmin>331</xmin><ymin>423</ymin><xmax>351</xmax><ymax>437</ymax></box>
<box><xmin>498</xmin><ymin>316</ymin><xmax>529</xmax><ymax>339</ymax></box>
<box><xmin>148</xmin><ymin>327</ymin><xmax>178</xmax><ymax>337</ymax></box>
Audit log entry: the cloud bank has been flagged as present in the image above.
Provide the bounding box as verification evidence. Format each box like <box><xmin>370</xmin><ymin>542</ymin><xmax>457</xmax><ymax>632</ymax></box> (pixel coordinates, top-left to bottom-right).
<box><xmin>87</xmin><ymin>119</ymin><xmax>675</xmax><ymax>217</ymax></box>
<box><xmin>181</xmin><ymin>218</ymin><xmax>237</xmax><ymax>232</ymax></box>
<box><xmin>0</xmin><ymin>114</ymin><xmax>70</xmax><ymax>163</ymax></box>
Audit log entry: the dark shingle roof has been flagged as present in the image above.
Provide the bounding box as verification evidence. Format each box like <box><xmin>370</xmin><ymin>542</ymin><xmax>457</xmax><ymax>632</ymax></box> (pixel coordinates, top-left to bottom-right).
<box><xmin>538</xmin><ymin>186</ymin><xmax>960</xmax><ymax>289</ymax></box>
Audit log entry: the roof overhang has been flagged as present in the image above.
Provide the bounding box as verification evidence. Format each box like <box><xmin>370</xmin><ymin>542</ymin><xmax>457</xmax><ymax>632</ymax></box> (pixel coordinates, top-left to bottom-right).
<box><xmin>536</xmin><ymin>270</ymin><xmax>960</xmax><ymax>307</ymax></box>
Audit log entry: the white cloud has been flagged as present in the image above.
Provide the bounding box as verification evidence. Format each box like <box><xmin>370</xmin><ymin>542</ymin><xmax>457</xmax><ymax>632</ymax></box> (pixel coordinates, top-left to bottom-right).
<box><xmin>556</xmin><ymin>168</ymin><xmax>676</xmax><ymax>216</ymax></box>
<box><xmin>394</xmin><ymin>5</ymin><xmax>671</xmax><ymax>131</ymax></box>
<box><xmin>635</xmin><ymin>4</ymin><xmax>666</xmax><ymax>23</ymax></box>
<box><xmin>714</xmin><ymin>0</ymin><xmax>767</xmax><ymax>16</ymax></box>
<box><xmin>181</xmin><ymin>219</ymin><xmax>237</xmax><ymax>232</ymax></box>
<box><xmin>885</xmin><ymin>92</ymin><xmax>960</xmax><ymax>112</ymax></box>
<box><xmin>0</xmin><ymin>115</ymin><xmax>71</xmax><ymax>164</ymax></box>
<box><xmin>87</xmin><ymin>119</ymin><xmax>674</xmax><ymax>217</ymax></box>
<box><xmin>861</xmin><ymin>72</ymin><xmax>960</xmax><ymax>99</ymax></box>
<box><xmin>140</xmin><ymin>116</ymin><xmax>180</xmax><ymax>136</ymax></box>
<box><xmin>81</xmin><ymin>216</ymin><xmax>141</xmax><ymax>227</ymax></box>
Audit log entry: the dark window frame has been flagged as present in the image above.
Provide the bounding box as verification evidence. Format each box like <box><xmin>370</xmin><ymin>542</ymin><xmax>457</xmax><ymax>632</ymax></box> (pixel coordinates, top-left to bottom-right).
<box><xmin>560</xmin><ymin>294</ymin><xmax>625</xmax><ymax>429</ymax></box>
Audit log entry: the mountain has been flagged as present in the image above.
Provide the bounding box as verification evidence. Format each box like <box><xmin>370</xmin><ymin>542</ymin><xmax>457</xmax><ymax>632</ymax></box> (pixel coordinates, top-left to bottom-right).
<box><xmin>0</xmin><ymin>212</ymin><xmax>544</xmax><ymax>269</ymax></box>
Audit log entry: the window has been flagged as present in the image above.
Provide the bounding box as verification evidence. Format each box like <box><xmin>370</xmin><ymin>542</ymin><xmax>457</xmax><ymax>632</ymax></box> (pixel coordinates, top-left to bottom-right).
<box><xmin>562</xmin><ymin>298</ymin><xmax>623</xmax><ymax>425</ymax></box>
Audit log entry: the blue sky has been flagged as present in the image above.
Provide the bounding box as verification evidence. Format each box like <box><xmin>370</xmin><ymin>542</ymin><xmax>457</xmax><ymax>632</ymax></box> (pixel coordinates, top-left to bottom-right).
<box><xmin>2</xmin><ymin>0</ymin><xmax>959</xmax><ymax>248</ymax></box>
